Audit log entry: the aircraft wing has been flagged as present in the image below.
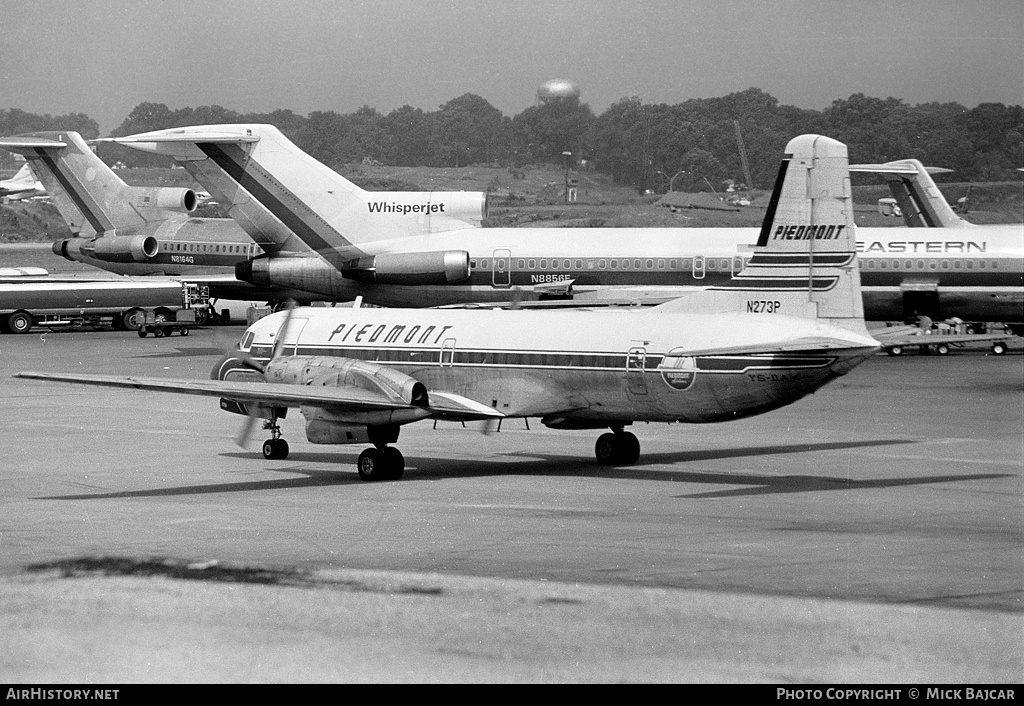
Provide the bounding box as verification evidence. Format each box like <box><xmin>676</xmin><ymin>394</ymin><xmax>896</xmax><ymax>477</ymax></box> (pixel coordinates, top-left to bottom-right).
<box><xmin>15</xmin><ymin>372</ymin><xmax>504</xmax><ymax>422</ymax></box>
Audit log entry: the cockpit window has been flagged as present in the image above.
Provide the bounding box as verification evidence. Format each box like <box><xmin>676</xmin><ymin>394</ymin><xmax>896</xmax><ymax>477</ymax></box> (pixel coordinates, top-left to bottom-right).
<box><xmin>241</xmin><ymin>331</ymin><xmax>255</xmax><ymax>350</ymax></box>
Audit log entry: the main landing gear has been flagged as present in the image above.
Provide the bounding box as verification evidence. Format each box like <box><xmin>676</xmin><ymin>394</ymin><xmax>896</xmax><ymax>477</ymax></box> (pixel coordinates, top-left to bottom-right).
<box><xmin>356</xmin><ymin>425</ymin><xmax>404</xmax><ymax>481</ymax></box>
<box><xmin>357</xmin><ymin>446</ymin><xmax>405</xmax><ymax>481</ymax></box>
<box><xmin>595</xmin><ymin>427</ymin><xmax>641</xmax><ymax>466</ymax></box>
<box><xmin>261</xmin><ymin>417</ymin><xmax>289</xmax><ymax>460</ymax></box>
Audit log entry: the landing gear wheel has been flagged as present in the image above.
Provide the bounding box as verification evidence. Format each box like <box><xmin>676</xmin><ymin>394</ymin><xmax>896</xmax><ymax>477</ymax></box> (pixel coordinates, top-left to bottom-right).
<box><xmin>595</xmin><ymin>433</ymin><xmax>619</xmax><ymax>465</ymax></box>
<box><xmin>357</xmin><ymin>448</ymin><xmax>384</xmax><ymax>481</ymax></box>
<box><xmin>617</xmin><ymin>432</ymin><xmax>640</xmax><ymax>465</ymax></box>
<box><xmin>595</xmin><ymin>431</ymin><xmax>641</xmax><ymax>466</ymax></box>
<box><xmin>381</xmin><ymin>447</ymin><xmax>405</xmax><ymax>480</ymax></box>
<box><xmin>262</xmin><ymin>438</ymin><xmax>289</xmax><ymax>460</ymax></box>
<box><xmin>992</xmin><ymin>342</ymin><xmax>1007</xmax><ymax>355</ymax></box>
<box><xmin>6</xmin><ymin>311</ymin><xmax>32</xmax><ymax>334</ymax></box>
<box><xmin>886</xmin><ymin>346</ymin><xmax>903</xmax><ymax>356</ymax></box>
<box><xmin>357</xmin><ymin>447</ymin><xmax>404</xmax><ymax>481</ymax></box>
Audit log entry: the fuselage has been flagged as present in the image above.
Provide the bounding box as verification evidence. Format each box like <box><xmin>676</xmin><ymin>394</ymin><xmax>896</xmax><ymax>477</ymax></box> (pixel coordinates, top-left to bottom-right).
<box><xmin>225</xmin><ymin>306</ymin><xmax>878</xmax><ymax>428</ymax></box>
<box><xmin>263</xmin><ymin>224</ymin><xmax>1024</xmax><ymax>323</ymax></box>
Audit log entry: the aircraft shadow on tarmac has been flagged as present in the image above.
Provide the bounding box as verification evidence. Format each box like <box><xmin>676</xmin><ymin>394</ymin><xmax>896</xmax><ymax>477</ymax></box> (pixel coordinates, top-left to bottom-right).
<box><xmin>35</xmin><ymin>438</ymin><xmax>1011</xmax><ymax>501</ymax></box>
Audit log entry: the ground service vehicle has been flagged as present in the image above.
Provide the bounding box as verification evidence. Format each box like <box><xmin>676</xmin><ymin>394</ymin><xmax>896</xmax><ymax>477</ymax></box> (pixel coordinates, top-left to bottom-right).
<box><xmin>0</xmin><ymin>280</ymin><xmax>208</xmax><ymax>334</ymax></box>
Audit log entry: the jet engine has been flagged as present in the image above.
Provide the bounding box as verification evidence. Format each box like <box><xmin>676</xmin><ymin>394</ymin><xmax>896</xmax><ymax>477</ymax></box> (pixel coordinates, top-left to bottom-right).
<box><xmin>54</xmin><ymin>234</ymin><xmax>159</xmax><ymax>263</ymax></box>
<box><xmin>133</xmin><ymin>187</ymin><xmax>198</xmax><ymax>214</ymax></box>
<box><xmin>343</xmin><ymin>250</ymin><xmax>471</xmax><ymax>285</ymax></box>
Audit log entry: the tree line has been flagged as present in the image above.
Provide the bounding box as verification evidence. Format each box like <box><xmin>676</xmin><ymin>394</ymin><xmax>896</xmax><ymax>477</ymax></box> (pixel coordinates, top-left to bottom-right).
<box><xmin>3</xmin><ymin>88</ymin><xmax>1022</xmax><ymax>191</ymax></box>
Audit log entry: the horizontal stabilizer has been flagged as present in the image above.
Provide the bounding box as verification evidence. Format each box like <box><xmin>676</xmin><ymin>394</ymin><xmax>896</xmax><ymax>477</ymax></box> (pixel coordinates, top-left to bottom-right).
<box><xmin>849</xmin><ymin>161</ymin><xmax>953</xmax><ymax>176</ymax></box>
<box><xmin>0</xmin><ymin>136</ymin><xmax>67</xmax><ymax>152</ymax></box>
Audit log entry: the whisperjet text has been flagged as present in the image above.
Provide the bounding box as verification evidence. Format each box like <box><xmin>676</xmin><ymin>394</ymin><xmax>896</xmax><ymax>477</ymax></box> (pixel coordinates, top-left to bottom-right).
<box><xmin>367</xmin><ymin>202</ymin><xmax>447</xmax><ymax>215</ymax></box>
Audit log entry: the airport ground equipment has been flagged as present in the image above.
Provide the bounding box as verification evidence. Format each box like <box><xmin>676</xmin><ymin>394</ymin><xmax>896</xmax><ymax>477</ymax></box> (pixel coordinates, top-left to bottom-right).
<box><xmin>136</xmin><ymin>285</ymin><xmax>210</xmax><ymax>338</ymax></box>
<box><xmin>874</xmin><ymin>322</ymin><xmax>1015</xmax><ymax>356</ymax></box>
<box><xmin>0</xmin><ymin>280</ymin><xmax>207</xmax><ymax>334</ymax></box>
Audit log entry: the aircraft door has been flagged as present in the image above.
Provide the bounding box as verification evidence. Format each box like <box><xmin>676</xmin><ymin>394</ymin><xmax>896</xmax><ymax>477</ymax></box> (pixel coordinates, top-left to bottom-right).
<box><xmin>440</xmin><ymin>338</ymin><xmax>456</xmax><ymax>367</ymax></box>
<box><xmin>492</xmin><ymin>249</ymin><xmax>511</xmax><ymax>288</ymax></box>
<box><xmin>626</xmin><ymin>346</ymin><xmax>648</xmax><ymax>396</ymax></box>
<box><xmin>277</xmin><ymin>317</ymin><xmax>309</xmax><ymax>356</ymax></box>
<box><xmin>693</xmin><ymin>255</ymin><xmax>705</xmax><ymax>280</ymax></box>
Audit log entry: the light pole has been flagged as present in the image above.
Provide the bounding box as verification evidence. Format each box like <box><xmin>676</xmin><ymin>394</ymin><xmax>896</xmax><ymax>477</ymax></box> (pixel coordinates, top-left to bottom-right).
<box><xmin>562</xmin><ymin>151</ymin><xmax>572</xmax><ymax>204</ymax></box>
<box><xmin>669</xmin><ymin>169</ymin><xmax>688</xmax><ymax>192</ymax></box>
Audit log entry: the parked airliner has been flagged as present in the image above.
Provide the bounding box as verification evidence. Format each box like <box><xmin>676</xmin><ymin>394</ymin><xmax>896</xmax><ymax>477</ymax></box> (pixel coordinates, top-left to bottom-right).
<box><xmin>108</xmin><ymin>125</ymin><xmax>1024</xmax><ymax>327</ymax></box>
<box><xmin>18</xmin><ymin>134</ymin><xmax>879</xmax><ymax>480</ymax></box>
<box><xmin>0</xmin><ymin>131</ymin><xmax>486</xmax><ymax>304</ymax></box>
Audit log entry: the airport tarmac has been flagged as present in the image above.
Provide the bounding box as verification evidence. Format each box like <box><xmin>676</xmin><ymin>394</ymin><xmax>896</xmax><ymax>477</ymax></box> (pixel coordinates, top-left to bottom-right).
<box><xmin>0</xmin><ymin>326</ymin><xmax>1021</xmax><ymax>683</ymax></box>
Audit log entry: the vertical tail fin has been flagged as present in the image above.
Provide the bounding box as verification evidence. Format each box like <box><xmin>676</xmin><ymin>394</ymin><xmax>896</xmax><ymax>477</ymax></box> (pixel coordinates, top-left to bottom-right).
<box><xmin>0</xmin><ymin>131</ymin><xmax>144</xmax><ymax>236</ymax></box>
<box><xmin>659</xmin><ymin>134</ymin><xmax>868</xmax><ymax>334</ymax></box>
<box><xmin>104</xmin><ymin>124</ymin><xmax>489</xmax><ymax>258</ymax></box>
<box><xmin>849</xmin><ymin>159</ymin><xmax>968</xmax><ymax>227</ymax></box>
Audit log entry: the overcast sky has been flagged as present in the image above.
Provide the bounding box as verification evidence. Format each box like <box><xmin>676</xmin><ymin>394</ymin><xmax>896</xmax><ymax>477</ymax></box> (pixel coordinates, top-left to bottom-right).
<box><xmin>2</xmin><ymin>0</ymin><xmax>1022</xmax><ymax>134</ymax></box>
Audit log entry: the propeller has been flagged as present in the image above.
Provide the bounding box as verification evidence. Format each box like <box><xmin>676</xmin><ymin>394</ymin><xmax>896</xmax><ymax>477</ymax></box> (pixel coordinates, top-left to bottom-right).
<box><xmin>234</xmin><ymin>300</ymin><xmax>297</xmax><ymax>448</ymax></box>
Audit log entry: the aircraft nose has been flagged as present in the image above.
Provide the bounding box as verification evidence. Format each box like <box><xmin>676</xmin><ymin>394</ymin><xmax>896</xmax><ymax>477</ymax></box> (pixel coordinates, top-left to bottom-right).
<box><xmin>210</xmin><ymin>353</ymin><xmax>265</xmax><ymax>383</ymax></box>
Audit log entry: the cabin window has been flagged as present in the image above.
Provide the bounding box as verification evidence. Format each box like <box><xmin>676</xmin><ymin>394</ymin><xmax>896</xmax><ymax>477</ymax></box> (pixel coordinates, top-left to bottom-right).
<box><xmin>528</xmin><ymin>259</ymin><xmax>536</xmax><ymax>269</ymax></box>
<box><xmin>657</xmin><ymin>259</ymin><xmax>665</xmax><ymax>269</ymax></box>
<box><xmin>563</xmin><ymin>259</ymin><xmax>571</xmax><ymax>269</ymax></box>
<box><xmin>645</xmin><ymin>259</ymin><xmax>653</xmax><ymax>269</ymax></box>
<box><xmin>540</xmin><ymin>259</ymin><xmax>548</xmax><ymax>269</ymax></box>
<box><xmin>481</xmin><ymin>259</ymin><xmax>489</xmax><ymax>269</ymax></box>
<box><xmin>633</xmin><ymin>259</ymin><xmax>642</xmax><ymax>269</ymax></box>
<box><xmin>917</xmin><ymin>260</ymin><xmax>924</xmax><ymax>269</ymax></box>
<box><xmin>517</xmin><ymin>259</ymin><xmax>525</xmax><ymax>269</ymax></box>
<box><xmin>992</xmin><ymin>260</ymin><xmax>998</xmax><ymax>269</ymax></box>
<box><xmin>610</xmin><ymin>260</ymin><xmax>618</xmax><ymax>269</ymax></box>
<box><xmin>574</xmin><ymin>259</ymin><xmax>582</xmax><ymax>269</ymax></box>
<box><xmin>941</xmin><ymin>260</ymin><xmax>949</xmax><ymax>269</ymax></box>
<box><xmin>891</xmin><ymin>260</ymin><xmax>899</xmax><ymax>269</ymax></box>
<box><xmin>880</xmin><ymin>261</ymin><xmax>887</xmax><ymax>269</ymax></box>
<box><xmin>681</xmin><ymin>258</ymin><xmax>691</xmax><ymax>269</ymax></box>
<box><xmin>904</xmin><ymin>260</ymin><xmax>911</xmax><ymax>269</ymax></box>
<box><xmin>979</xmin><ymin>260</ymin><xmax>985</xmax><ymax>269</ymax></box>
<box><xmin>954</xmin><ymin>261</ymin><xmax>962</xmax><ymax>269</ymax></box>
<box><xmin>470</xmin><ymin>260</ymin><xmax>477</xmax><ymax>269</ymax></box>
<box><xmin>587</xmin><ymin>260</ymin><xmax>595</xmax><ymax>270</ymax></box>
<box><xmin>928</xmin><ymin>261</ymin><xmax>937</xmax><ymax>269</ymax></box>
<box><xmin>598</xmin><ymin>259</ymin><xmax>606</xmax><ymax>269</ymax></box>
<box><xmin>669</xmin><ymin>259</ymin><xmax>677</xmax><ymax>269</ymax></box>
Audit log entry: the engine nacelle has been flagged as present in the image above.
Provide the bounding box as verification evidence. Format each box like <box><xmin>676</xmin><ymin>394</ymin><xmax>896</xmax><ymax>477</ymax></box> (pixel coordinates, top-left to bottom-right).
<box><xmin>133</xmin><ymin>187</ymin><xmax>198</xmax><ymax>214</ymax></box>
<box><xmin>75</xmin><ymin>234</ymin><xmax>160</xmax><ymax>263</ymax></box>
<box><xmin>343</xmin><ymin>250</ymin><xmax>470</xmax><ymax>285</ymax></box>
<box><xmin>264</xmin><ymin>355</ymin><xmax>429</xmax><ymax>408</ymax></box>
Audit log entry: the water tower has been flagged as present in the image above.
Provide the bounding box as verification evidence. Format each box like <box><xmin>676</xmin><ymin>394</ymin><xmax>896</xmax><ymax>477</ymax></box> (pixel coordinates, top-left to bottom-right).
<box><xmin>537</xmin><ymin>79</ymin><xmax>581</xmax><ymax>104</ymax></box>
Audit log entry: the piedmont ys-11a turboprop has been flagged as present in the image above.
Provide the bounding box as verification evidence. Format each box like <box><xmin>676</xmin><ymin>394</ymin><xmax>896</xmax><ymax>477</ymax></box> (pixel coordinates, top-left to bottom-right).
<box><xmin>17</xmin><ymin>134</ymin><xmax>879</xmax><ymax>480</ymax></box>
<box><xmin>106</xmin><ymin>124</ymin><xmax>1024</xmax><ymax>328</ymax></box>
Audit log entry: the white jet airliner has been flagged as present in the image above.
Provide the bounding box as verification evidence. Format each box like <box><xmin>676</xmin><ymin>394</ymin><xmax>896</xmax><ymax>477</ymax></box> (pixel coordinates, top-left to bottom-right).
<box><xmin>105</xmin><ymin>125</ymin><xmax>1024</xmax><ymax>327</ymax></box>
